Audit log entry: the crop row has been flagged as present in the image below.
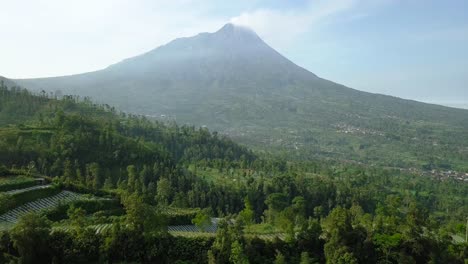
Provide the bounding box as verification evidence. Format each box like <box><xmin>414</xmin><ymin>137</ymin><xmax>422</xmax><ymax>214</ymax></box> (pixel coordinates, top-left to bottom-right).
<box><xmin>5</xmin><ymin>184</ymin><xmax>51</xmax><ymax>195</ymax></box>
<box><xmin>168</xmin><ymin>223</ymin><xmax>217</xmax><ymax>233</ymax></box>
<box><xmin>94</xmin><ymin>223</ymin><xmax>112</xmax><ymax>234</ymax></box>
<box><xmin>55</xmin><ymin>223</ymin><xmax>113</xmax><ymax>234</ymax></box>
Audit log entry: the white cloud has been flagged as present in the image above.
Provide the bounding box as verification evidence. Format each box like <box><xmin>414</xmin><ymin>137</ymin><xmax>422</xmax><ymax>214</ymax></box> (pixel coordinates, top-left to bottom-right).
<box><xmin>230</xmin><ymin>0</ymin><xmax>358</xmax><ymax>47</ymax></box>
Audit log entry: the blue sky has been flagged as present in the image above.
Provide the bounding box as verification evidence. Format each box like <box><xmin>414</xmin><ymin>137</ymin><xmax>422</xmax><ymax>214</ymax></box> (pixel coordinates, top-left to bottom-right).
<box><xmin>0</xmin><ymin>0</ymin><xmax>467</xmax><ymax>104</ymax></box>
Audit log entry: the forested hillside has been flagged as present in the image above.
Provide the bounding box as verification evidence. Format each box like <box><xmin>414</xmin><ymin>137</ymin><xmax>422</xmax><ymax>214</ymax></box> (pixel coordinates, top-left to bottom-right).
<box><xmin>0</xmin><ymin>80</ymin><xmax>254</xmax><ymax>171</ymax></box>
<box><xmin>0</xmin><ymin>82</ymin><xmax>466</xmax><ymax>263</ymax></box>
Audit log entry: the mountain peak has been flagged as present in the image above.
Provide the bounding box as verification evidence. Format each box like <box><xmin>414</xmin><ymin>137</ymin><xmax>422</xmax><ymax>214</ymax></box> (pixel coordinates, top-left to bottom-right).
<box><xmin>213</xmin><ymin>23</ymin><xmax>261</xmax><ymax>43</ymax></box>
<box><xmin>217</xmin><ymin>23</ymin><xmax>251</xmax><ymax>32</ymax></box>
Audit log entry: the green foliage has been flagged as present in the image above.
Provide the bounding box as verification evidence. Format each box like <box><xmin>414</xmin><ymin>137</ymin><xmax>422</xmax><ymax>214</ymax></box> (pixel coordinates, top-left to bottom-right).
<box><xmin>273</xmin><ymin>251</ymin><xmax>286</xmax><ymax>264</ymax></box>
<box><xmin>192</xmin><ymin>209</ymin><xmax>212</xmax><ymax>232</ymax></box>
<box><xmin>165</xmin><ymin>236</ymin><xmax>215</xmax><ymax>263</ymax></box>
<box><xmin>0</xmin><ymin>165</ymin><xmax>10</xmax><ymax>176</ymax></box>
<box><xmin>209</xmin><ymin>220</ymin><xmax>232</xmax><ymax>263</ymax></box>
<box><xmin>230</xmin><ymin>240</ymin><xmax>249</xmax><ymax>264</ymax></box>
<box><xmin>325</xmin><ymin>246</ymin><xmax>358</xmax><ymax>264</ymax></box>
<box><xmin>67</xmin><ymin>205</ymin><xmax>87</xmax><ymax>228</ymax></box>
<box><xmin>265</xmin><ymin>193</ymin><xmax>289</xmax><ymax>212</ymax></box>
<box><xmin>10</xmin><ymin>212</ymin><xmax>51</xmax><ymax>263</ymax></box>
<box><xmin>121</xmin><ymin>192</ymin><xmax>166</xmax><ymax>234</ymax></box>
<box><xmin>0</xmin><ymin>194</ymin><xmax>14</xmax><ymax>214</ymax></box>
<box><xmin>4</xmin><ymin>185</ymin><xmax>60</xmax><ymax>213</ymax></box>
<box><xmin>373</xmin><ymin>233</ymin><xmax>402</xmax><ymax>263</ymax></box>
<box><xmin>156</xmin><ymin>177</ymin><xmax>172</xmax><ymax>206</ymax></box>
<box><xmin>323</xmin><ymin>207</ymin><xmax>370</xmax><ymax>263</ymax></box>
<box><xmin>300</xmin><ymin>252</ymin><xmax>315</xmax><ymax>264</ymax></box>
<box><xmin>238</xmin><ymin>198</ymin><xmax>254</xmax><ymax>225</ymax></box>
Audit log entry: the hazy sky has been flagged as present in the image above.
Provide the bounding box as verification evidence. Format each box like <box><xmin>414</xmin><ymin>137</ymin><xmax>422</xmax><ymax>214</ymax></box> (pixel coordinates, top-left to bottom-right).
<box><xmin>0</xmin><ymin>0</ymin><xmax>467</xmax><ymax>103</ymax></box>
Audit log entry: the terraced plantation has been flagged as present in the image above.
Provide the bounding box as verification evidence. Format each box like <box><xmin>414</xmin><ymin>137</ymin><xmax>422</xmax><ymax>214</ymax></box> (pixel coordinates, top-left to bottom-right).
<box><xmin>0</xmin><ymin>172</ymin><xmax>115</xmax><ymax>234</ymax></box>
<box><xmin>5</xmin><ymin>184</ymin><xmax>51</xmax><ymax>195</ymax></box>
<box><xmin>0</xmin><ymin>191</ymin><xmax>84</xmax><ymax>223</ymax></box>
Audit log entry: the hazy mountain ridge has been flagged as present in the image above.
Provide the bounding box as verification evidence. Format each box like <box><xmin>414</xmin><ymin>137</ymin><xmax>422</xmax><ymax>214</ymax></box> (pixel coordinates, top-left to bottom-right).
<box><xmin>11</xmin><ymin>23</ymin><xmax>468</xmax><ymax>170</ymax></box>
<box><xmin>0</xmin><ymin>76</ymin><xmax>17</xmax><ymax>88</ymax></box>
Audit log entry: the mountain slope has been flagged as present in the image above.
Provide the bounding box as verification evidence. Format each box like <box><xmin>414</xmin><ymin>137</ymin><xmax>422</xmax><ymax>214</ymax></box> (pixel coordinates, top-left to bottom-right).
<box><xmin>0</xmin><ymin>76</ymin><xmax>17</xmax><ymax>88</ymax></box>
<box><xmin>12</xmin><ymin>23</ymin><xmax>468</xmax><ymax>170</ymax></box>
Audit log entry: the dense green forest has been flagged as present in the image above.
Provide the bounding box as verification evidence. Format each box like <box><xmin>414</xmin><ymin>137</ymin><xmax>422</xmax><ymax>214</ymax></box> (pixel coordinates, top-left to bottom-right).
<box><xmin>0</xmin><ymin>83</ymin><xmax>467</xmax><ymax>263</ymax></box>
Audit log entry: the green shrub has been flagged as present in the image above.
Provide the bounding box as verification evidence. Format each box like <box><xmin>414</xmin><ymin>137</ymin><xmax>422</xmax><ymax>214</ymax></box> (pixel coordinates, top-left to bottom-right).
<box><xmin>44</xmin><ymin>199</ymin><xmax>122</xmax><ymax>221</ymax></box>
<box><xmin>163</xmin><ymin>235</ymin><xmax>214</xmax><ymax>263</ymax></box>
<box><xmin>0</xmin><ymin>194</ymin><xmax>14</xmax><ymax>214</ymax></box>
